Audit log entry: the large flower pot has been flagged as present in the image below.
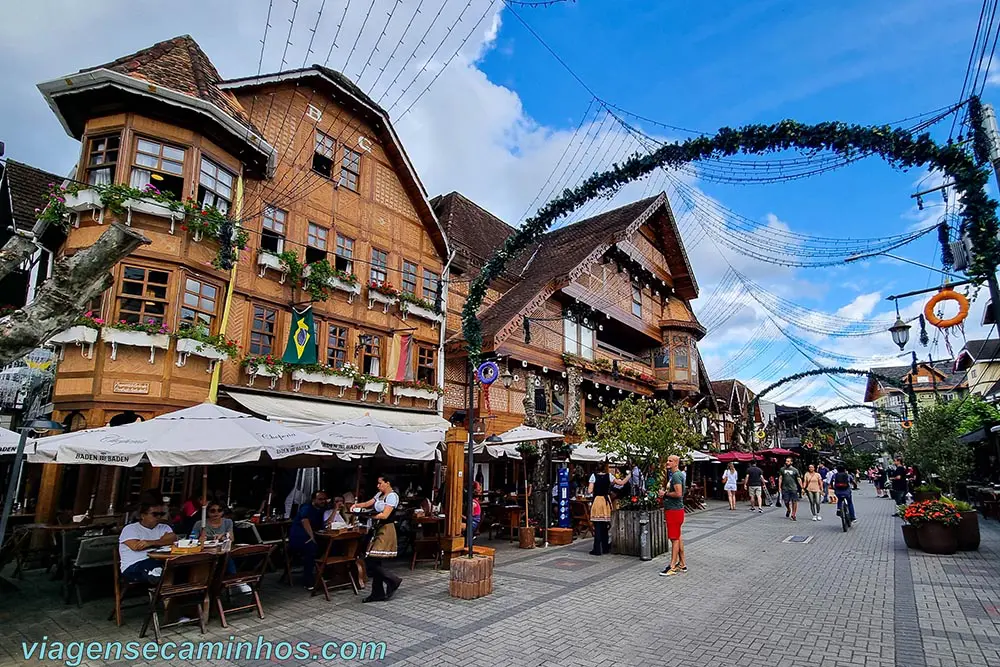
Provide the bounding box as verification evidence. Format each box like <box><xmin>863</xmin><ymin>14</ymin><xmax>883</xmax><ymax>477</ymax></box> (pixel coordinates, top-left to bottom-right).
<box><xmin>518</xmin><ymin>526</ymin><xmax>535</xmax><ymax>549</ymax></box>
<box><xmin>955</xmin><ymin>511</ymin><xmax>980</xmax><ymax>551</ymax></box>
<box><xmin>901</xmin><ymin>524</ymin><xmax>920</xmax><ymax>549</ymax></box>
<box><xmin>917</xmin><ymin>522</ymin><xmax>958</xmax><ymax>555</ymax></box>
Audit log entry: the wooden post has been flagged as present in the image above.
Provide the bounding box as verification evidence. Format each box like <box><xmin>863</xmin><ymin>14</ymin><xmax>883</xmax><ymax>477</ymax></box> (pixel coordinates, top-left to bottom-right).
<box><xmin>33</xmin><ymin>463</ymin><xmax>64</xmax><ymax>524</ymax></box>
<box><xmin>439</xmin><ymin>439</ymin><xmax>466</xmax><ymax>568</ymax></box>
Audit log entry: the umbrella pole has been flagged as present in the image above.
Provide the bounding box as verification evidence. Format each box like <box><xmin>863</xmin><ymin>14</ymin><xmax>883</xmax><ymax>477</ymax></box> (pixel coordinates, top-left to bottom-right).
<box><xmin>226</xmin><ymin>466</ymin><xmax>233</xmax><ymax>508</ymax></box>
<box><xmin>200</xmin><ymin>466</ymin><xmax>208</xmax><ymax>539</ymax></box>
<box><xmin>108</xmin><ymin>467</ymin><xmax>121</xmax><ymax>515</ymax></box>
<box><xmin>523</xmin><ymin>457</ymin><xmax>529</xmax><ymax>528</ymax></box>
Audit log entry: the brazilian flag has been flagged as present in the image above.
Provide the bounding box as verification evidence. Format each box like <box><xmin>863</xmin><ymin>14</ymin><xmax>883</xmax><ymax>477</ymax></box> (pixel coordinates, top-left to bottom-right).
<box><xmin>281</xmin><ymin>306</ymin><xmax>318</xmax><ymax>365</ymax></box>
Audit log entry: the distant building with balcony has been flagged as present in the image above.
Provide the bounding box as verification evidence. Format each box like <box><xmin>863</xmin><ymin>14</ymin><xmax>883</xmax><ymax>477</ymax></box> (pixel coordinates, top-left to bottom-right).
<box><xmin>435</xmin><ymin>191</ymin><xmax>711</xmax><ymax>441</ymax></box>
<box><xmin>954</xmin><ymin>339</ymin><xmax>1000</xmax><ymax>402</ymax></box>
<box><xmin>863</xmin><ymin>360</ymin><xmax>967</xmax><ymax>450</ymax></box>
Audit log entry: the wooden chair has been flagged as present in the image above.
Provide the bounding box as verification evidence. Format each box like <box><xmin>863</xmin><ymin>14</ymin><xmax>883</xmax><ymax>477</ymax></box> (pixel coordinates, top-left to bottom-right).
<box><xmin>68</xmin><ymin>534</ymin><xmax>117</xmax><ymax>606</ymax></box>
<box><xmin>571</xmin><ymin>502</ymin><xmax>592</xmax><ymax>538</ymax></box>
<box><xmin>213</xmin><ymin>544</ymin><xmax>272</xmax><ymax>628</ymax></box>
<box><xmin>109</xmin><ymin>546</ymin><xmax>154</xmax><ymax>627</ymax></box>
<box><xmin>980</xmin><ymin>491</ymin><xmax>999</xmax><ymax>520</ymax></box>
<box><xmin>140</xmin><ymin>552</ymin><xmax>217</xmax><ymax>641</ymax></box>
<box><xmin>411</xmin><ymin>519</ymin><xmax>442</xmax><ymax>570</ymax></box>
<box><xmin>311</xmin><ymin>534</ymin><xmax>359</xmax><ymax>601</ymax></box>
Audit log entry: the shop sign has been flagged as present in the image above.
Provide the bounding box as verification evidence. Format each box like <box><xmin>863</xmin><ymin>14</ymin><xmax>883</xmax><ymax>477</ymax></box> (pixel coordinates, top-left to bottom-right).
<box><xmin>113</xmin><ymin>381</ymin><xmax>150</xmax><ymax>395</ymax></box>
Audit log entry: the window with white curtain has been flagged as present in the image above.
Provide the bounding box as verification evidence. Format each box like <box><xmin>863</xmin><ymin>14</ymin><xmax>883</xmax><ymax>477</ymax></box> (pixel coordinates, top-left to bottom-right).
<box><xmin>563</xmin><ymin>318</ymin><xmax>595</xmax><ymax>360</ymax></box>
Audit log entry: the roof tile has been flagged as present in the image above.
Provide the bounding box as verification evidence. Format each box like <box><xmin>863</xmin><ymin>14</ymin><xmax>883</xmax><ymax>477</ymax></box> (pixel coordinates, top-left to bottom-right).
<box><xmin>3</xmin><ymin>160</ymin><xmax>64</xmax><ymax>230</ymax></box>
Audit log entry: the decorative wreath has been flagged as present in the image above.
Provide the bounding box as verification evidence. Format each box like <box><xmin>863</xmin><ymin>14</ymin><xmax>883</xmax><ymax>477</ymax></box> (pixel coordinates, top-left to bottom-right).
<box><xmin>924</xmin><ymin>288</ymin><xmax>969</xmax><ymax>329</ymax></box>
<box><xmin>476</xmin><ymin>361</ymin><xmax>500</xmax><ymax>385</ymax></box>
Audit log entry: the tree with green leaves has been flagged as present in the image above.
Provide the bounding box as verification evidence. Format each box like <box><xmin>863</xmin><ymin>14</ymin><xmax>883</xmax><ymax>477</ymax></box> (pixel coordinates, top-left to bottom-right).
<box><xmin>906</xmin><ymin>401</ymin><xmax>975</xmax><ymax>492</ymax></box>
<box><xmin>595</xmin><ymin>396</ymin><xmax>702</xmax><ymax>506</ymax></box>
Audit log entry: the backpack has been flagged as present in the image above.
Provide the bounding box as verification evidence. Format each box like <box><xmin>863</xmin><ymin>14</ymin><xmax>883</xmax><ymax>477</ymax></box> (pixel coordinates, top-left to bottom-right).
<box><xmin>833</xmin><ymin>472</ymin><xmax>851</xmax><ymax>490</ymax></box>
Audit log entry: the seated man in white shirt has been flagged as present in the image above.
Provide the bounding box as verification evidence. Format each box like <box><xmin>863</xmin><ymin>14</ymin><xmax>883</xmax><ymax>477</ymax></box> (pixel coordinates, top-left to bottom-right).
<box><xmin>119</xmin><ymin>503</ymin><xmax>176</xmax><ymax>584</ymax></box>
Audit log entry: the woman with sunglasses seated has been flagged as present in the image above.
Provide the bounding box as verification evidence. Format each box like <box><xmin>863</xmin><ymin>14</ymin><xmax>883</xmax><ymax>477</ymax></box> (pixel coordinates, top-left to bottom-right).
<box><xmin>118</xmin><ymin>503</ymin><xmax>176</xmax><ymax>584</ymax></box>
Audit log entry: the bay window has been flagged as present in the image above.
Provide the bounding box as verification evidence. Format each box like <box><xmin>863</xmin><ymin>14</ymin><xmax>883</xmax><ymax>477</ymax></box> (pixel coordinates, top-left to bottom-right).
<box><xmin>85</xmin><ymin>134</ymin><xmax>120</xmax><ymax>186</ymax></box>
<box><xmin>198</xmin><ymin>157</ymin><xmax>234</xmax><ymax>214</ymax></box>
<box><xmin>131</xmin><ymin>137</ymin><xmax>185</xmax><ymax>199</ymax></box>
<box><xmin>117</xmin><ymin>266</ymin><xmax>170</xmax><ymax>326</ymax></box>
<box><xmin>563</xmin><ymin>318</ymin><xmax>595</xmax><ymax>360</ymax></box>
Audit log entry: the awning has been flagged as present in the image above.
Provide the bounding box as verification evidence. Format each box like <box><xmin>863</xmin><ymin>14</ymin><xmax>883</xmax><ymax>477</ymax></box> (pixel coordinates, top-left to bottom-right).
<box><xmin>716</xmin><ymin>452</ymin><xmax>758</xmax><ymax>463</ymax></box>
<box><xmin>223</xmin><ymin>390</ymin><xmax>450</xmax><ymax>433</ymax></box>
<box><xmin>687</xmin><ymin>449</ymin><xmax>719</xmax><ymax>463</ymax></box>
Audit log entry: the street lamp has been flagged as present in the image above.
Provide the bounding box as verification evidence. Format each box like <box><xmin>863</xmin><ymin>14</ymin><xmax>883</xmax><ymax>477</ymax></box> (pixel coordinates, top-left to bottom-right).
<box><xmin>0</xmin><ymin>418</ymin><xmax>65</xmax><ymax>550</ymax></box>
<box><xmin>889</xmin><ymin>305</ymin><xmax>911</xmax><ymax>351</ymax></box>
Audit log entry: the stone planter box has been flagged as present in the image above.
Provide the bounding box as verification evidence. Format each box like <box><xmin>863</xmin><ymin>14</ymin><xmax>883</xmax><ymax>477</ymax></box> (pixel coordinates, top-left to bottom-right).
<box><xmin>392</xmin><ymin>385</ymin><xmax>440</xmax><ymax>407</ymax></box>
<box><xmin>123</xmin><ymin>198</ymin><xmax>185</xmax><ymax>232</ymax></box>
<box><xmin>401</xmin><ymin>302</ymin><xmax>444</xmax><ymax>325</ymax></box>
<box><xmin>361</xmin><ymin>380</ymin><xmax>387</xmax><ymax>401</ymax></box>
<box><xmin>367</xmin><ymin>289</ymin><xmax>397</xmax><ymax>313</ymax></box>
<box><xmin>611</xmin><ymin>509</ymin><xmax>669</xmax><ymax>558</ymax></box>
<box><xmin>245</xmin><ymin>365</ymin><xmax>282</xmax><ymax>389</ymax></box>
<box><xmin>101</xmin><ymin>327</ymin><xmax>169</xmax><ymax>363</ymax></box>
<box><xmin>291</xmin><ymin>369</ymin><xmax>355</xmax><ymax>395</ymax></box>
<box><xmin>175</xmin><ymin>337</ymin><xmax>230</xmax><ymax>371</ymax></box>
<box><xmin>917</xmin><ymin>522</ymin><xmax>957</xmax><ymax>555</ymax></box>
<box><xmin>956</xmin><ymin>510</ymin><xmax>980</xmax><ymax>551</ymax></box>
<box><xmin>257</xmin><ymin>252</ymin><xmax>288</xmax><ymax>281</ymax></box>
<box><xmin>47</xmin><ymin>325</ymin><xmax>98</xmax><ymax>359</ymax></box>
<box><xmin>901</xmin><ymin>524</ymin><xmax>920</xmax><ymax>549</ymax></box>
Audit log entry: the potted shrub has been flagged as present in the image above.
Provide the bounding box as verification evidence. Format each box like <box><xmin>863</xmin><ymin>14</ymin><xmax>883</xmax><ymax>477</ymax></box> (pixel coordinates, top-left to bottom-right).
<box><xmin>913</xmin><ymin>484</ymin><xmax>942</xmax><ymax>502</ymax></box>
<box><xmin>944</xmin><ymin>498</ymin><xmax>980</xmax><ymax>551</ymax></box>
<box><xmin>897</xmin><ymin>505</ymin><xmax>920</xmax><ymax>549</ymax></box>
<box><xmin>904</xmin><ymin>500</ymin><xmax>960</xmax><ymax>555</ymax></box>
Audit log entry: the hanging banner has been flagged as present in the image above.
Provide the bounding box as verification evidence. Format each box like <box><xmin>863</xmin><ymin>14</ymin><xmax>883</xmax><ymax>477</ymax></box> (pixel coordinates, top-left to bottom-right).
<box><xmin>387</xmin><ymin>333</ymin><xmax>414</xmax><ymax>382</ymax></box>
<box><xmin>281</xmin><ymin>306</ymin><xmax>318</xmax><ymax>365</ymax></box>
<box><xmin>557</xmin><ymin>466</ymin><xmax>570</xmax><ymax>528</ymax></box>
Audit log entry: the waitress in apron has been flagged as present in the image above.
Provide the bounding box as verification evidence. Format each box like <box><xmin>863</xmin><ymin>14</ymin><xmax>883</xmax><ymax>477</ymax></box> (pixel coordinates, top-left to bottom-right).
<box><xmin>588</xmin><ymin>462</ymin><xmax>614</xmax><ymax>555</ymax></box>
<box><xmin>351</xmin><ymin>474</ymin><xmax>402</xmax><ymax>602</ymax></box>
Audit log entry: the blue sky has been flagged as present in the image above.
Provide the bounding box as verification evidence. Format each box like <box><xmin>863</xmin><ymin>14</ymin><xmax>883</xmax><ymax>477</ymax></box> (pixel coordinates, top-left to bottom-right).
<box><xmin>0</xmin><ymin>0</ymin><xmax>994</xmax><ymax>418</ymax></box>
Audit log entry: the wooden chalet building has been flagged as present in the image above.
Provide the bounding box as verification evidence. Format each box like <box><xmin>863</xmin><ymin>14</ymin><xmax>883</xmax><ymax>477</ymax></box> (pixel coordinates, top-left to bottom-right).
<box><xmin>29</xmin><ymin>35</ymin><xmax>449</xmax><ymax>520</ymax></box>
<box><xmin>708</xmin><ymin>379</ymin><xmax>763</xmax><ymax>451</ymax></box>
<box><xmin>434</xmin><ymin>191</ymin><xmax>712</xmax><ymax>442</ymax></box>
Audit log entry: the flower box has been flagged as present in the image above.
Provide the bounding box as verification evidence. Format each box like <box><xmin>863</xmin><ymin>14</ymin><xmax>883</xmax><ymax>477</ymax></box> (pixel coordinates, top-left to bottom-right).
<box><xmin>63</xmin><ymin>189</ymin><xmax>103</xmax><ymax>212</ymax></box>
<box><xmin>291</xmin><ymin>369</ymin><xmax>356</xmax><ymax>395</ymax></box>
<box><xmin>361</xmin><ymin>380</ymin><xmax>387</xmax><ymax>401</ymax></box>
<box><xmin>393</xmin><ymin>385</ymin><xmax>441</xmax><ymax>407</ymax></box>
<box><xmin>101</xmin><ymin>327</ymin><xmax>169</xmax><ymax>363</ymax></box>
<box><xmin>245</xmin><ymin>365</ymin><xmax>282</xmax><ymax>389</ymax></box>
<box><xmin>401</xmin><ymin>302</ymin><xmax>444</xmax><ymax>326</ymax></box>
<box><xmin>257</xmin><ymin>252</ymin><xmax>287</xmax><ymax>282</ymax></box>
<box><xmin>175</xmin><ymin>337</ymin><xmax>230</xmax><ymax>372</ymax></box>
<box><xmin>367</xmin><ymin>290</ymin><xmax>397</xmax><ymax>313</ymax></box>
<box><xmin>302</xmin><ymin>265</ymin><xmax>361</xmax><ymax>303</ymax></box>
<box><xmin>123</xmin><ymin>198</ymin><xmax>185</xmax><ymax>233</ymax></box>
<box><xmin>47</xmin><ymin>325</ymin><xmax>98</xmax><ymax>359</ymax></box>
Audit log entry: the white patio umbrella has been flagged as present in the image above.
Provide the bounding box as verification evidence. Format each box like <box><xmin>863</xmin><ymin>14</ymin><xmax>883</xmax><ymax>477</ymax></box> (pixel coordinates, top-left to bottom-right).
<box><xmin>569</xmin><ymin>442</ymin><xmax>625</xmax><ymax>464</ymax></box>
<box><xmin>306</xmin><ymin>416</ymin><xmax>438</xmax><ymax>461</ymax></box>
<box><xmin>0</xmin><ymin>427</ymin><xmax>21</xmax><ymax>456</ymax></box>
<box><xmin>686</xmin><ymin>449</ymin><xmax>718</xmax><ymax>463</ymax></box>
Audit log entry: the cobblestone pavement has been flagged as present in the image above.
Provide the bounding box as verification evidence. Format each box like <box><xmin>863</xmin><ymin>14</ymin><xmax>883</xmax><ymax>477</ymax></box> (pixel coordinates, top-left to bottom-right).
<box><xmin>2</xmin><ymin>489</ymin><xmax>1000</xmax><ymax>666</ymax></box>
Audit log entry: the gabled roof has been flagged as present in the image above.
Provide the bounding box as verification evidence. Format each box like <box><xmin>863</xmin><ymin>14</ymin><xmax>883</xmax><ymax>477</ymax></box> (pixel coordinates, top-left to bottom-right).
<box><xmin>431</xmin><ymin>192</ymin><xmax>531</xmax><ymax>276</ymax></box>
<box><xmin>864</xmin><ymin>360</ymin><xmax>966</xmax><ymax>402</ymax></box>
<box><xmin>81</xmin><ymin>35</ymin><xmax>253</xmax><ymax>129</ymax></box>
<box><xmin>37</xmin><ymin>35</ymin><xmax>275</xmax><ymax>177</ymax></box>
<box><xmin>220</xmin><ymin>66</ymin><xmax>447</xmax><ymax>258</ymax></box>
<box><xmin>956</xmin><ymin>339</ymin><xmax>1000</xmax><ymax>369</ymax></box>
<box><xmin>2</xmin><ymin>160</ymin><xmax>64</xmax><ymax>231</ymax></box>
<box><xmin>711</xmin><ymin>380</ymin><xmax>736</xmax><ymax>409</ymax></box>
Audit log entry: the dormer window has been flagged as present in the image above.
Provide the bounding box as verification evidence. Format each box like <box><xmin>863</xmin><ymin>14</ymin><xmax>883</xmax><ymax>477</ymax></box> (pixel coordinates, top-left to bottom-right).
<box><xmin>131</xmin><ymin>137</ymin><xmax>185</xmax><ymax>199</ymax></box>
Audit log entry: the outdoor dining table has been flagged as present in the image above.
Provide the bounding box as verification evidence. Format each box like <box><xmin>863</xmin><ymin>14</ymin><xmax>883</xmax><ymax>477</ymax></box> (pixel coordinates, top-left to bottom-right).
<box><xmin>147</xmin><ymin>544</ymin><xmax>226</xmax><ymax>624</ymax></box>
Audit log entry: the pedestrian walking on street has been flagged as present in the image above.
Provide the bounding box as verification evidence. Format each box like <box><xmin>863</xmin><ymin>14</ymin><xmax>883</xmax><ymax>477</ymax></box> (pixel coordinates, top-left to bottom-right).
<box><xmin>745</xmin><ymin>461</ymin><xmax>764</xmax><ymax>513</ymax></box>
<box><xmin>779</xmin><ymin>458</ymin><xmax>803</xmax><ymax>521</ymax></box>
<box><xmin>588</xmin><ymin>462</ymin><xmax>613</xmax><ymax>555</ymax></box>
<box><xmin>353</xmin><ymin>475</ymin><xmax>402</xmax><ymax>603</ymax></box>
<box><xmin>722</xmin><ymin>462</ymin><xmax>739</xmax><ymax>510</ymax></box>
<box><xmin>659</xmin><ymin>455</ymin><xmax>687</xmax><ymax>577</ymax></box>
<box><xmin>803</xmin><ymin>464</ymin><xmax>824</xmax><ymax>521</ymax></box>
<box><xmin>818</xmin><ymin>462</ymin><xmax>830</xmax><ymax>503</ymax></box>
<box><xmin>890</xmin><ymin>457</ymin><xmax>908</xmax><ymax>512</ymax></box>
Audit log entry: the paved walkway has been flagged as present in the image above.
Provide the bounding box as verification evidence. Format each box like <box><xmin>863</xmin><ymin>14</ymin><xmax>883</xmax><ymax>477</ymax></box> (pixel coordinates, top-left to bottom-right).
<box><xmin>2</xmin><ymin>489</ymin><xmax>1000</xmax><ymax>666</ymax></box>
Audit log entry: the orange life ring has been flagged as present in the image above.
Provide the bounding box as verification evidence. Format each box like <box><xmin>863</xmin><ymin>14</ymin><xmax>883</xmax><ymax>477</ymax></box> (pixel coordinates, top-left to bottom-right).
<box><xmin>924</xmin><ymin>288</ymin><xmax>969</xmax><ymax>329</ymax></box>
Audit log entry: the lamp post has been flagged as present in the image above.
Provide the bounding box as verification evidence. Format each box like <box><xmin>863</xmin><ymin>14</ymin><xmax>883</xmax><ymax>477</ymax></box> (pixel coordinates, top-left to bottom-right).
<box><xmin>0</xmin><ymin>419</ymin><xmax>65</xmax><ymax>554</ymax></box>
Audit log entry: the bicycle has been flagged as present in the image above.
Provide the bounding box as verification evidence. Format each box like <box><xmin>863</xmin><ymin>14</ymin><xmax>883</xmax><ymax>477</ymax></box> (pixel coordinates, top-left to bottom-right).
<box><xmin>836</xmin><ymin>494</ymin><xmax>852</xmax><ymax>532</ymax></box>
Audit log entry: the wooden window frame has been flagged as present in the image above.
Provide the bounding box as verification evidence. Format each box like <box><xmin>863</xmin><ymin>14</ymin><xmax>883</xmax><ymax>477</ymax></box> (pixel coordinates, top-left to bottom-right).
<box><xmin>360</xmin><ymin>332</ymin><xmax>384</xmax><ymax>377</ymax></box>
<box><xmin>401</xmin><ymin>260</ymin><xmax>419</xmax><ymax>297</ymax></box>
<box><xmin>631</xmin><ymin>285</ymin><xmax>643</xmax><ymax>318</ymax></box>
<box><xmin>262</xmin><ymin>205</ymin><xmax>287</xmax><ymax>254</ymax></box>
<box><xmin>339</xmin><ymin>147</ymin><xmax>362</xmax><ymax>191</ymax></box>
<box><xmin>197</xmin><ymin>155</ymin><xmax>235</xmax><ymax>214</ymax></box>
<box><xmin>422</xmin><ymin>269</ymin><xmax>439</xmax><ymax>303</ymax></box>
<box><xmin>84</xmin><ymin>133</ymin><xmax>121</xmax><ymax>186</ymax></box>
<box><xmin>306</xmin><ymin>222</ymin><xmax>328</xmax><ymax>264</ymax></box>
<box><xmin>130</xmin><ymin>136</ymin><xmax>186</xmax><ymax>198</ymax></box>
<box><xmin>116</xmin><ymin>265</ymin><xmax>172</xmax><ymax>327</ymax></box>
<box><xmin>370</xmin><ymin>248</ymin><xmax>388</xmax><ymax>284</ymax></box>
<box><xmin>178</xmin><ymin>275</ymin><xmax>221</xmax><ymax>331</ymax></box>
<box><xmin>326</xmin><ymin>323</ymin><xmax>350</xmax><ymax>369</ymax></box>
<box><xmin>313</xmin><ymin>130</ymin><xmax>336</xmax><ymax>178</ymax></box>
<box><xmin>335</xmin><ymin>234</ymin><xmax>355</xmax><ymax>274</ymax></box>
<box><xmin>416</xmin><ymin>345</ymin><xmax>437</xmax><ymax>385</ymax></box>
<box><xmin>249</xmin><ymin>304</ymin><xmax>279</xmax><ymax>356</ymax></box>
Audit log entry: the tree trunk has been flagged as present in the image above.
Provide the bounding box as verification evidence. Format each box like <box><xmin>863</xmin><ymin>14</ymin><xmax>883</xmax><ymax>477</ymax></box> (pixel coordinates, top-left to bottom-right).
<box><xmin>0</xmin><ymin>231</ymin><xmax>40</xmax><ymax>284</ymax></box>
<box><xmin>0</xmin><ymin>223</ymin><xmax>149</xmax><ymax>366</ymax></box>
